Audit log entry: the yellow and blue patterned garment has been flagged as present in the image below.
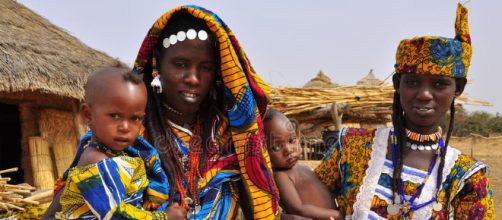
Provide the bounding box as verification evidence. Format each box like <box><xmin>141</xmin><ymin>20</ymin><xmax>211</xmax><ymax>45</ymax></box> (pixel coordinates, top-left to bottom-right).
<box><xmin>56</xmin><ymin>131</ymin><xmax>169</xmax><ymax>219</ymax></box>
<box><xmin>315</xmin><ymin>127</ymin><xmax>495</xmax><ymax>219</ymax></box>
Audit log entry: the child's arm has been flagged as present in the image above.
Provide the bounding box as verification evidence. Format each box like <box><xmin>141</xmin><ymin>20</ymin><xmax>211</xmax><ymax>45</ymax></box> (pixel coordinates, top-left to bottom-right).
<box><xmin>275</xmin><ymin>171</ymin><xmax>341</xmax><ymax>220</ymax></box>
<box><xmin>69</xmin><ymin>155</ymin><xmax>186</xmax><ymax>219</ymax></box>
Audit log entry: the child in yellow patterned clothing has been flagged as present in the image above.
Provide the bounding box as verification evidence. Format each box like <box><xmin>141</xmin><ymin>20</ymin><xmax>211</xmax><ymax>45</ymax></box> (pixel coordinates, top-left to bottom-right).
<box><xmin>57</xmin><ymin>67</ymin><xmax>186</xmax><ymax>219</ymax></box>
<box><xmin>264</xmin><ymin>109</ymin><xmax>342</xmax><ymax>220</ymax></box>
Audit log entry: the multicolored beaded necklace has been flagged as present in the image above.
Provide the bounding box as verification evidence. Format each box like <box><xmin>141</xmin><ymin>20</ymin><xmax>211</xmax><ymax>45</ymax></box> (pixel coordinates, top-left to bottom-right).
<box><xmin>387</xmin><ymin>129</ymin><xmax>444</xmax><ymax>219</ymax></box>
<box><xmin>85</xmin><ymin>138</ymin><xmax>127</xmax><ymax>157</ymax></box>
<box><xmin>405</xmin><ymin>127</ymin><xmax>442</xmax><ymax>142</ymax></box>
<box><xmin>168</xmin><ymin>117</ymin><xmax>205</xmax><ymax>213</ymax></box>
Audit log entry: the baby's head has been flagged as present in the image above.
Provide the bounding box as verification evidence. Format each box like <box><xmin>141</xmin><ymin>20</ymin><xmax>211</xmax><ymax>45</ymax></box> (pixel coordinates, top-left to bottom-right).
<box><xmin>263</xmin><ymin>109</ymin><xmax>302</xmax><ymax>170</ymax></box>
<box><xmin>81</xmin><ymin>67</ymin><xmax>147</xmax><ymax>151</ymax></box>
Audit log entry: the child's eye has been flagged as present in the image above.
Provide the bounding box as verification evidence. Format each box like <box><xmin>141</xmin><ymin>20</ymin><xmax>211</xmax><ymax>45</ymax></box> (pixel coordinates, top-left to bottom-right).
<box><xmin>289</xmin><ymin>137</ymin><xmax>298</xmax><ymax>144</ymax></box>
<box><xmin>131</xmin><ymin>115</ymin><xmax>144</xmax><ymax>122</ymax></box>
<box><xmin>271</xmin><ymin>145</ymin><xmax>282</xmax><ymax>152</ymax></box>
<box><xmin>109</xmin><ymin>113</ymin><xmax>120</xmax><ymax>119</ymax></box>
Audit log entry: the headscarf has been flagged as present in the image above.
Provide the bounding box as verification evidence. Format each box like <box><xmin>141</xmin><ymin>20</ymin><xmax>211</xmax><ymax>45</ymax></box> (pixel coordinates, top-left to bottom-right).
<box><xmin>394</xmin><ymin>3</ymin><xmax>471</xmax><ymax>78</ymax></box>
<box><xmin>132</xmin><ymin>5</ymin><xmax>278</xmax><ymax>218</ymax></box>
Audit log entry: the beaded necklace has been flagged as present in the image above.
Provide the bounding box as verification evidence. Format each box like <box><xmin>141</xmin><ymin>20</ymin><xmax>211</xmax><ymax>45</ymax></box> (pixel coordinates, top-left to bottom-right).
<box><xmin>387</xmin><ymin>129</ymin><xmax>444</xmax><ymax>218</ymax></box>
<box><xmin>405</xmin><ymin>127</ymin><xmax>442</xmax><ymax>143</ymax></box>
<box><xmin>168</xmin><ymin>117</ymin><xmax>204</xmax><ymax>212</ymax></box>
<box><xmin>85</xmin><ymin>139</ymin><xmax>127</xmax><ymax>157</ymax></box>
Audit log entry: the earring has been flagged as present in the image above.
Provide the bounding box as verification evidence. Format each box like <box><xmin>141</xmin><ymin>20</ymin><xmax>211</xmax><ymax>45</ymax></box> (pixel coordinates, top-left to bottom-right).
<box><xmin>151</xmin><ymin>75</ymin><xmax>162</xmax><ymax>93</ymax></box>
<box><xmin>151</xmin><ymin>56</ymin><xmax>162</xmax><ymax>93</ymax></box>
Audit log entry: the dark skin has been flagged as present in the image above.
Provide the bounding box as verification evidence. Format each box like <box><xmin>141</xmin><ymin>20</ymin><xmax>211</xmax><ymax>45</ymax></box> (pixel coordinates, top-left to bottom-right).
<box><xmin>159</xmin><ymin>36</ymin><xmax>217</xmax><ymax>126</ymax></box>
<box><xmin>391</xmin><ymin>73</ymin><xmax>466</xmax><ymax>170</ymax></box>
<box><xmin>265</xmin><ymin>115</ymin><xmax>342</xmax><ymax>220</ymax></box>
<box><xmin>42</xmin><ymin>68</ymin><xmax>187</xmax><ymax>219</ymax></box>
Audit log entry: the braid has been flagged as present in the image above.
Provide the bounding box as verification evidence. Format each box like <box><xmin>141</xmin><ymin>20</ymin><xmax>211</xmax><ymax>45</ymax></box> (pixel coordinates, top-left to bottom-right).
<box><xmin>144</xmin><ymin>76</ymin><xmax>184</xmax><ymax>202</ymax></box>
<box><xmin>391</xmin><ymin>91</ymin><xmax>406</xmax><ymax>195</ymax></box>
<box><xmin>435</xmin><ymin>99</ymin><xmax>455</xmax><ymax>206</ymax></box>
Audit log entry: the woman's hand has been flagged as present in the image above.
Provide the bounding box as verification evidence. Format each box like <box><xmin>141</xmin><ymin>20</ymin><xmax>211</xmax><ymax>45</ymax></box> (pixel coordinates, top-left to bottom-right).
<box><xmin>164</xmin><ymin>203</ymin><xmax>187</xmax><ymax>220</ymax></box>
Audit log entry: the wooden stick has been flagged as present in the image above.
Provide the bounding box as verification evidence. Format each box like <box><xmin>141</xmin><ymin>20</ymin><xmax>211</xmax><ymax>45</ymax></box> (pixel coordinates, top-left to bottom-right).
<box><xmin>25</xmin><ymin>190</ymin><xmax>53</xmax><ymax>202</ymax></box>
<box><xmin>0</xmin><ymin>168</ymin><xmax>18</xmax><ymax>175</ymax></box>
<box><xmin>3</xmin><ymin>202</ymin><xmax>25</xmax><ymax>211</ymax></box>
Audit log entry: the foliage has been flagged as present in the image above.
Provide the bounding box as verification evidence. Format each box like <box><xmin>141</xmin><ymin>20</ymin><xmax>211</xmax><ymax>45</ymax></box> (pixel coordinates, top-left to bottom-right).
<box><xmin>440</xmin><ymin>105</ymin><xmax>502</xmax><ymax>137</ymax></box>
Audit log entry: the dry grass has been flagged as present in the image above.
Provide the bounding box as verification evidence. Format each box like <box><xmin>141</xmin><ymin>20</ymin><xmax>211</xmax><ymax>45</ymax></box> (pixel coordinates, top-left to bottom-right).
<box><xmin>0</xmin><ymin>0</ymin><xmax>123</xmax><ymax>100</ymax></box>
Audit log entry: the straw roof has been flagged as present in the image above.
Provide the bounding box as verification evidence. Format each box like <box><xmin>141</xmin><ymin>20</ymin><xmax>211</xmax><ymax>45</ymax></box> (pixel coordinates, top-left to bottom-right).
<box><xmin>303</xmin><ymin>70</ymin><xmax>338</xmax><ymax>88</ymax></box>
<box><xmin>270</xmin><ymin>85</ymin><xmax>492</xmax><ymax>124</ymax></box>
<box><xmin>0</xmin><ymin>0</ymin><xmax>122</xmax><ymax>100</ymax></box>
<box><xmin>356</xmin><ymin>69</ymin><xmax>384</xmax><ymax>86</ymax></box>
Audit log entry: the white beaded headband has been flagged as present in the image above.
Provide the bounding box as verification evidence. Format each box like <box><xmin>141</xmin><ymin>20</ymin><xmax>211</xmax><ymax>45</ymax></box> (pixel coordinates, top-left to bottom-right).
<box><xmin>162</xmin><ymin>29</ymin><xmax>208</xmax><ymax>49</ymax></box>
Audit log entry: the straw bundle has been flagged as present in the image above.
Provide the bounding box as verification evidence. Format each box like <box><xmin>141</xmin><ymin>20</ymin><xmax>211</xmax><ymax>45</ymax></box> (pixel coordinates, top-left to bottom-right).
<box><xmin>53</xmin><ymin>141</ymin><xmax>75</xmax><ymax>177</ymax></box>
<box><xmin>28</xmin><ymin>137</ymin><xmax>54</xmax><ymax>190</ymax></box>
<box><xmin>270</xmin><ymin>85</ymin><xmax>492</xmax><ymax>125</ymax></box>
<box><xmin>0</xmin><ymin>168</ymin><xmax>52</xmax><ymax>212</ymax></box>
<box><xmin>270</xmin><ymin>85</ymin><xmax>395</xmax><ymax>124</ymax></box>
<box><xmin>39</xmin><ymin>109</ymin><xmax>78</xmax><ymax>146</ymax></box>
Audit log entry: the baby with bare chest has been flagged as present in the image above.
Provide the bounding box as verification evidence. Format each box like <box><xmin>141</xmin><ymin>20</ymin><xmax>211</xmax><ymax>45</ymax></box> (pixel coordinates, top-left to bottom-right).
<box><xmin>264</xmin><ymin>109</ymin><xmax>341</xmax><ymax>220</ymax></box>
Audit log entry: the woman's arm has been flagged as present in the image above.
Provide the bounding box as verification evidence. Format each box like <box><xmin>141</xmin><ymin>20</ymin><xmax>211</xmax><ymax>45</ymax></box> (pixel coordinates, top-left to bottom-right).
<box><xmin>451</xmin><ymin>169</ymin><xmax>495</xmax><ymax>219</ymax></box>
<box><xmin>275</xmin><ymin>171</ymin><xmax>341</xmax><ymax>220</ymax></box>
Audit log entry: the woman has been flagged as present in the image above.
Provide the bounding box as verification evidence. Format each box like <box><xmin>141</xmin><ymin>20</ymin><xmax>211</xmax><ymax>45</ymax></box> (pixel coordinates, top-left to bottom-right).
<box><xmin>45</xmin><ymin>5</ymin><xmax>279</xmax><ymax>220</ymax></box>
<box><xmin>315</xmin><ymin>4</ymin><xmax>495</xmax><ymax>219</ymax></box>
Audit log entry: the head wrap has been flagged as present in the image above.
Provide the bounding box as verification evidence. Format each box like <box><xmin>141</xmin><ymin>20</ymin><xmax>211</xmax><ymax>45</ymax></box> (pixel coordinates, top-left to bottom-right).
<box><xmin>132</xmin><ymin>5</ymin><xmax>278</xmax><ymax>217</ymax></box>
<box><xmin>394</xmin><ymin>3</ymin><xmax>471</xmax><ymax>78</ymax></box>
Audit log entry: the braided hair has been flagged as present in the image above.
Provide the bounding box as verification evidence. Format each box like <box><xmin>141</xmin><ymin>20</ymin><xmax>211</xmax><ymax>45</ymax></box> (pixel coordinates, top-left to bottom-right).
<box><xmin>391</xmin><ymin>74</ymin><xmax>457</xmax><ymax>209</ymax></box>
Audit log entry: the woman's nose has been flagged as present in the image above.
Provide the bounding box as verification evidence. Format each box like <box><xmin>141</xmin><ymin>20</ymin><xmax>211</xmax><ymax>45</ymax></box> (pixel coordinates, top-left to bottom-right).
<box><xmin>184</xmin><ymin>69</ymin><xmax>200</xmax><ymax>86</ymax></box>
<box><xmin>416</xmin><ymin>86</ymin><xmax>433</xmax><ymax>101</ymax></box>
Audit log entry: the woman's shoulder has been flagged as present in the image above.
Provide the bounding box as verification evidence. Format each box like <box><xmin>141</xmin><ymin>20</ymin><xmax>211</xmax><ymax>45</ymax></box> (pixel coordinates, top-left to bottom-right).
<box><xmin>444</xmin><ymin>146</ymin><xmax>488</xmax><ymax>182</ymax></box>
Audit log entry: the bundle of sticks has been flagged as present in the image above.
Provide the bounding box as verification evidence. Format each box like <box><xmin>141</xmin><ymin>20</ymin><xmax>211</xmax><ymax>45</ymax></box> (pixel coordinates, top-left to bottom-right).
<box><xmin>0</xmin><ymin>168</ymin><xmax>53</xmax><ymax>212</ymax></box>
<box><xmin>270</xmin><ymin>85</ymin><xmax>395</xmax><ymax>124</ymax></box>
<box><xmin>270</xmin><ymin>85</ymin><xmax>492</xmax><ymax>125</ymax></box>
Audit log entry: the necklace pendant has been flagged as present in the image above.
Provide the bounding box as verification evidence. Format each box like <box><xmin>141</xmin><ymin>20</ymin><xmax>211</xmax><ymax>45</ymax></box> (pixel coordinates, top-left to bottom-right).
<box><xmin>387</xmin><ymin>204</ymin><xmax>400</xmax><ymax>215</ymax></box>
<box><xmin>401</xmin><ymin>202</ymin><xmax>410</xmax><ymax>214</ymax></box>
<box><xmin>433</xmin><ymin>202</ymin><xmax>443</xmax><ymax>211</ymax></box>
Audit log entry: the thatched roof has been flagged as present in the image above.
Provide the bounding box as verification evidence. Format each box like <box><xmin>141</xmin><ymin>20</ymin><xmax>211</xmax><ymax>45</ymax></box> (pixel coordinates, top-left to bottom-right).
<box><xmin>303</xmin><ymin>70</ymin><xmax>338</xmax><ymax>88</ymax></box>
<box><xmin>0</xmin><ymin>0</ymin><xmax>122</xmax><ymax>100</ymax></box>
<box><xmin>356</xmin><ymin>69</ymin><xmax>383</xmax><ymax>86</ymax></box>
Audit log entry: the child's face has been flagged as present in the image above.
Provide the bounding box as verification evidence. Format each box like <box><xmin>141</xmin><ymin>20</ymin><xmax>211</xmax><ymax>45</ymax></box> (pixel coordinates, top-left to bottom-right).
<box><xmin>82</xmin><ymin>82</ymin><xmax>147</xmax><ymax>151</ymax></box>
<box><xmin>265</xmin><ymin>117</ymin><xmax>302</xmax><ymax>169</ymax></box>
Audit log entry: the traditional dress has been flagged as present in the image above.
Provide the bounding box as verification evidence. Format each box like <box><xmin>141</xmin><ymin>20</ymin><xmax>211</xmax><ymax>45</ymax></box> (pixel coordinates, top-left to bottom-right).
<box><xmin>132</xmin><ymin>5</ymin><xmax>278</xmax><ymax>219</ymax></box>
<box><xmin>315</xmin><ymin>127</ymin><xmax>495</xmax><ymax>219</ymax></box>
<box><xmin>56</xmin><ymin>131</ymin><xmax>169</xmax><ymax>219</ymax></box>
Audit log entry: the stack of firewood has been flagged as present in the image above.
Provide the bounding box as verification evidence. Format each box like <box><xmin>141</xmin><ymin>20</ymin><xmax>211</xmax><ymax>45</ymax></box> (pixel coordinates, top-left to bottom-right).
<box><xmin>0</xmin><ymin>168</ymin><xmax>53</xmax><ymax>212</ymax></box>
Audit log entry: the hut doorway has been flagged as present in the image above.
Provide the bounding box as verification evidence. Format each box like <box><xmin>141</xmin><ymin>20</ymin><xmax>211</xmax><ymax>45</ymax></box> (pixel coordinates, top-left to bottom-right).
<box><xmin>0</xmin><ymin>103</ymin><xmax>23</xmax><ymax>183</ymax></box>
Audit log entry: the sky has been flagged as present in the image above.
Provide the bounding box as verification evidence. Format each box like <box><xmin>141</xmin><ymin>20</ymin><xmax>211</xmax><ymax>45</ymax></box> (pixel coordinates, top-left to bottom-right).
<box><xmin>18</xmin><ymin>0</ymin><xmax>502</xmax><ymax>114</ymax></box>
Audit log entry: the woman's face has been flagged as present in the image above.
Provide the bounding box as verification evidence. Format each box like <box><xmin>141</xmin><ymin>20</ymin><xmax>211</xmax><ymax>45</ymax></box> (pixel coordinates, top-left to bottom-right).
<box><xmin>395</xmin><ymin>73</ymin><xmax>465</xmax><ymax>132</ymax></box>
<box><xmin>159</xmin><ymin>36</ymin><xmax>217</xmax><ymax>115</ymax></box>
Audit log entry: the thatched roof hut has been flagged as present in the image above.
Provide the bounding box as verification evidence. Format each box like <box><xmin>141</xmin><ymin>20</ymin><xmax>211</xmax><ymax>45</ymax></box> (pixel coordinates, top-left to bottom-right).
<box><xmin>303</xmin><ymin>70</ymin><xmax>338</xmax><ymax>88</ymax></box>
<box><xmin>356</xmin><ymin>69</ymin><xmax>384</xmax><ymax>86</ymax></box>
<box><xmin>0</xmin><ymin>0</ymin><xmax>122</xmax><ymax>189</ymax></box>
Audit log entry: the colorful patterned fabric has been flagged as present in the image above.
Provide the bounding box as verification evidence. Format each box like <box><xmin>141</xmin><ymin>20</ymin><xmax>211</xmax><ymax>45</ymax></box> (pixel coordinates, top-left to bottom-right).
<box><xmin>314</xmin><ymin>127</ymin><xmax>495</xmax><ymax>219</ymax></box>
<box><xmin>58</xmin><ymin>155</ymin><xmax>153</xmax><ymax>219</ymax></box>
<box><xmin>55</xmin><ymin>131</ymin><xmax>170</xmax><ymax>217</ymax></box>
<box><xmin>132</xmin><ymin>5</ymin><xmax>278</xmax><ymax>219</ymax></box>
<box><xmin>394</xmin><ymin>3</ymin><xmax>471</xmax><ymax>78</ymax></box>
<box><xmin>168</xmin><ymin>111</ymin><xmax>240</xmax><ymax>219</ymax></box>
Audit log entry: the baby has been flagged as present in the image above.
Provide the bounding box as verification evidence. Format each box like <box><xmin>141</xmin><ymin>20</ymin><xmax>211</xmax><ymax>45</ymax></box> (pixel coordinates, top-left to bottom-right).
<box><xmin>264</xmin><ymin>109</ymin><xmax>341</xmax><ymax>220</ymax></box>
<box><xmin>57</xmin><ymin>67</ymin><xmax>185</xmax><ymax>219</ymax></box>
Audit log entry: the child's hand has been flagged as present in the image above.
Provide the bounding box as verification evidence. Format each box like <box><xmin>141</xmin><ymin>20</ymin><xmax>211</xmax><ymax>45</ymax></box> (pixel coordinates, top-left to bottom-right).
<box><xmin>164</xmin><ymin>203</ymin><xmax>187</xmax><ymax>220</ymax></box>
<box><xmin>330</xmin><ymin>210</ymin><xmax>343</xmax><ymax>220</ymax></box>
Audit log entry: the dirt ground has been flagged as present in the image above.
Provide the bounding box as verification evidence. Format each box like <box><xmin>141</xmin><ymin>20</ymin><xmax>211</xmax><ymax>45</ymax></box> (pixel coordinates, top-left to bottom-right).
<box><xmin>299</xmin><ymin>136</ymin><xmax>502</xmax><ymax>216</ymax></box>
